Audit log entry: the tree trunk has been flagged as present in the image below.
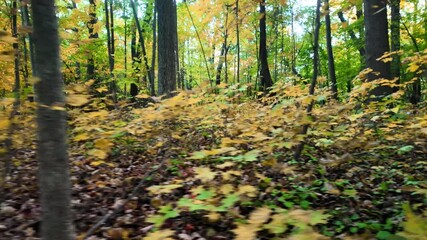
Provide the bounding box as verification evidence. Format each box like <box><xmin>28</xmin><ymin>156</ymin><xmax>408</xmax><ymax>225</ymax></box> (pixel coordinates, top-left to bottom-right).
<box><xmin>390</xmin><ymin>0</ymin><xmax>401</xmax><ymax>80</ymax></box>
<box><xmin>259</xmin><ymin>0</ymin><xmax>273</xmax><ymax>92</ymax></box>
<box><xmin>325</xmin><ymin>0</ymin><xmax>338</xmax><ymax>99</ymax></box>
<box><xmin>130</xmin><ymin>0</ymin><xmax>153</xmax><ymax>92</ymax></box>
<box><xmin>215</xmin><ymin>43</ymin><xmax>228</xmax><ymax>85</ymax></box>
<box><xmin>235</xmin><ymin>0</ymin><xmax>240</xmax><ymax>83</ymax></box>
<box><xmin>364</xmin><ymin>0</ymin><xmax>393</xmax><ymax>99</ymax></box>
<box><xmin>32</xmin><ymin>0</ymin><xmax>74</xmax><ymax>238</ymax></box>
<box><xmin>157</xmin><ymin>0</ymin><xmax>177</xmax><ymax>97</ymax></box>
<box><xmin>172</xmin><ymin>0</ymin><xmax>180</xmax><ymax>89</ymax></box>
<box><xmin>12</xmin><ymin>0</ymin><xmax>20</xmax><ymax>105</ymax></box>
<box><xmin>150</xmin><ymin>2</ymin><xmax>157</xmax><ymax>95</ymax></box>
<box><xmin>87</xmin><ymin>0</ymin><xmax>99</xmax><ymax>81</ymax></box>
<box><xmin>294</xmin><ymin>0</ymin><xmax>321</xmax><ymax>160</ymax></box>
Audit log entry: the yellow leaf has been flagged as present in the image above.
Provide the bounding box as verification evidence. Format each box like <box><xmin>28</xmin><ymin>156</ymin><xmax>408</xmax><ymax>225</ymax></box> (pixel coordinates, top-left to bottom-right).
<box><xmin>88</xmin><ymin>149</ymin><xmax>108</xmax><ymax>159</ymax></box>
<box><xmin>289</xmin><ymin>230</ymin><xmax>329</xmax><ymax>240</ymax></box>
<box><xmin>147</xmin><ymin>184</ymin><xmax>183</xmax><ymax>194</ymax></box>
<box><xmin>94</xmin><ymin>138</ymin><xmax>113</xmax><ymax>151</ymax></box>
<box><xmin>66</xmin><ymin>94</ymin><xmax>90</xmax><ymax>106</ymax></box>
<box><xmin>95</xmin><ymin>86</ymin><xmax>108</xmax><ymax>93</ymax></box>
<box><xmin>206</xmin><ymin>212</ymin><xmax>221</xmax><ymax>222</ymax></box>
<box><xmin>237</xmin><ymin>185</ymin><xmax>257</xmax><ymax>197</ymax></box>
<box><xmin>216</xmin><ymin>162</ymin><xmax>235</xmax><ymax>169</ymax></box>
<box><xmin>219</xmin><ymin>184</ymin><xmax>234</xmax><ymax>195</ymax></box>
<box><xmin>90</xmin><ymin>160</ymin><xmax>105</xmax><ymax>167</ymax></box>
<box><xmin>248</xmin><ymin>207</ymin><xmax>272</xmax><ymax>226</ymax></box>
<box><xmin>232</xmin><ymin>223</ymin><xmax>258</xmax><ymax>240</ymax></box>
<box><xmin>407</xmin><ymin>64</ymin><xmax>420</xmax><ymax>73</ymax></box>
<box><xmin>194</xmin><ymin>167</ymin><xmax>217</xmax><ymax>182</ymax></box>
<box><xmin>264</xmin><ymin>213</ymin><xmax>288</xmax><ymax>234</ymax></box>
<box><xmin>136</xmin><ymin>93</ymin><xmax>151</xmax><ymax>99</ymax></box>
<box><xmin>143</xmin><ymin>229</ymin><xmax>174</xmax><ymax>240</ymax></box>
<box><xmin>222</xmin><ymin>170</ymin><xmax>242</xmax><ymax>180</ymax></box>
<box><xmin>171</xmin><ymin>134</ymin><xmax>181</xmax><ymax>139</ymax></box>
<box><xmin>0</xmin><ymin>119</ymin><xmax>10</xmax><ymax>130</ymax></box>
<box><xmin>73</xmin><ymin>132</ymin><xmax>90</xmax><ymax>142</ymax></box>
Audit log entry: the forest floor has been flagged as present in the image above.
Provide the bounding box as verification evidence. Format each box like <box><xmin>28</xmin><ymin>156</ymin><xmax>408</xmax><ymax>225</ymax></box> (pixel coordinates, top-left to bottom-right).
<box><xmin>1</xmin><ymin>84</ymin><xmax>426</xmax><ymax>240</ymax></box>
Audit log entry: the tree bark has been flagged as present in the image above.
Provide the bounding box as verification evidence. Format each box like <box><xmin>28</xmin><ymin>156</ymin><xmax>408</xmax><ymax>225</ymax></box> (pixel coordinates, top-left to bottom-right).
<box><xmin>150</xmin><ymin>2</ymin><xmax>157</xmax><ymax>95</ymax></box>
<box><xmin>390</xmin><ymin>0</ymin><xmax>401</xmax><ymax>80</ymax></box>
<box><xmin>294</xmin><ymin>0</ymin><xmax>321</xmax><ymax>160</ymax></box>
<box><xmin>32</xmin><ymin>0</ymin><xmax>74</xmax><ymax>238</ymax></box>
<box><xmin>235</xmin><ymin>0</ymin><xmax>240</xmax><ymax>83</ymax></box>
<box><xmin>364</xmin><ymin>0</ymin><xmax>394</xmax><ymax>99</ymax></box>
<box><xmin>215</xmin><ymin>43</ymin><xmax>228</xmax><ymax>85</ymax></box>
<box><xmin>87</xmin><ymin>0</ymin><xmax>99</xmax><ymax>81</ymax></box>
<box><xmin>157</xmin><ymin>0</ymin><xmax>177</xmax><ymax>97</ymax></box>
<box><xmin>259</xmin><ymin>0</ymin><xmax>273</xmax><ymax>92</ymax></box>
<box><xmin>325</xmin><ymin>0</ymin><xmax>338</xmax><ymax>99</ymax></box>
<box><xmin>130</xmin><ymin>0</ymin><xmax>153</xmax><ymax>92</ymax></box>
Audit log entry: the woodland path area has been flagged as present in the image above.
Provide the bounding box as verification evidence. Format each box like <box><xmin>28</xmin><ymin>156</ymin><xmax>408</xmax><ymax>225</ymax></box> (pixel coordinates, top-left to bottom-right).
<box><xmin>1</xmin><ymin>90</ymin><xmax>426</xmax><ymax>239</ymax></box>
<box><xmin>1</xmin><ymin>0</ymin><xmax>427</xmax><ymax>239</ymax></box>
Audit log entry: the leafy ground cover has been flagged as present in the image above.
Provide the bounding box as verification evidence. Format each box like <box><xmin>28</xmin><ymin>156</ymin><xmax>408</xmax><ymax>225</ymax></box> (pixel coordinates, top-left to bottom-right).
<box><xmin>1</xmin><ymin>82</ymin><xmax>426</xmax><ymax>239</ymax></box>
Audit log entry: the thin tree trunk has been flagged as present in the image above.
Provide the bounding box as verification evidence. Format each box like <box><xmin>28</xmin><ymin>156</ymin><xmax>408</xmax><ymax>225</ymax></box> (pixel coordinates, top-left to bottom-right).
<box><xmin>390</xmin><ymin>0</ymin><xmax>401</xmax><ymax>80</ymax></box>
<box><xmin>87</xmin><ymin>0</ymin><xmax>99</xmax><ymax>81</ymax></box>
<box><xmin>259</xmin><ymin>0</ymin><xmax>273</xmax><ymax>92</ymax></box>
<box><xmin>32</xmin><ymin>0</ymin><xmax>74</xmax><ymax>237</ymax></box>
<box><xmin>215</xmin><ymin>43</ymin><xmax>228</xmax><ymax>85</ymax></box>
<box><xmin>294</xmin><ymin>0</ymin><xmax>321</xmax><ymax>160</ymax></box>
<box><xmin>235</xmin><ymin>0</ymin><xmax>240</xmax><ymax>83</ymax></box>
<box><xmin>130</xmin><ymin>0</ymin><xmax>153</xmax><ymax>92</ymax></box>
<box><xmin>150</xmin><ymin>2</ymin><xmax>156</xmax><ymax>95</ymax></box>
<box><xmin>183</xmin><ymin>0</ymin><xmax>211</xmax><ymax>81</ymax></box>
<box><xmin>172</xmin><ymin>0</ymin><xmax>180</xmax><ymax>89</ymax></box>
<box><xmin>325</xmin><ymin>0</ymin><xmax>338</xmax><ymax>99</ymax></box>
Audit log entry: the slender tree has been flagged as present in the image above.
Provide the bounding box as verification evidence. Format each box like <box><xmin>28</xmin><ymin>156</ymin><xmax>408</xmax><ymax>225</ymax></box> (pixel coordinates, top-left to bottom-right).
<box><xmin>364</xmin><ymin>0</ymin><xmax>394</xmax><ymax>99</ymax></box>
<box><xmin>32</xmin><ymin>0</ymin><xmax>74</xmax><ymax>238</ymax></box>
<box><xmin>235</xmin><ymin>0</ymin><xmax>240</xmax><ymax>83</ymax></box>
<box><xmin>325</xmin><ymin>0</ymin><xmax>338</xmax><ymax>99</ymax></box>
<box><xmin>150</xmin><ymin>1</ymin><xmax>157</xmax><ymax>95</ymax></box>
<box><xmin>390</xmin><ymin>0</ymin><xmax>401</xmax><ymax>80</ymax></box>
<box><xmin>259</xmin><ymin>0</ymin><xmax>273</xmax><ymax>92</ymax></box>
<box><xmin>294</xmin><ymin>0</ymin><xmax>322</xmax><ymax>160</ymax></box>
<box><xmin>87</xmin><ymin>0</ymin><xmax>99</xmax><ymax>81</ymax></box>
<box><xmin>157</xmin><ymin>0</ymin><xmax>177</xmax><ymax>96</ymax></box>
<box><xmin>130</xmin><ymin>0</ymin><xmax>153</xmax><ymax>92</ymax></box>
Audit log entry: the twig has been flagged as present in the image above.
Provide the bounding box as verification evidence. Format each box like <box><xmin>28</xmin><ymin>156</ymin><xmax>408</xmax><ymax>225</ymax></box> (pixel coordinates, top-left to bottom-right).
<box><xmin>82</xmin><ymin>159</ymin><xmax>168</xmax><ymax>239</ymax></box>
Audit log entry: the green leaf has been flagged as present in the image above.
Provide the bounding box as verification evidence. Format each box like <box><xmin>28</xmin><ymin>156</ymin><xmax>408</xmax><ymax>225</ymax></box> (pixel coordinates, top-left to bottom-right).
<box><xmin>376</xmin><ymin>230</ymin><xmax>391</xmax><ymax>239</ymax></box>
<box><xmin>196</xmin><ymin>189</ymin><xmax>215</xmax><ymax>200</ymax></box>
<box><xmin>219</xmin><ymin>194</ymin><xmax>240</xmax><ymax>210</ymax></box>
<box><xmin>178</xmin><ymin>198</ymin><xmax>210</xmax><ymax>211</ymax></box>
<box><xmin>188</xmin><ymin>151</ymin><xmax>208</xmax><ymax>160</ymax></box>
<box><xmin>397</xmin><ymin>145</ymin><xmax>414</xmax><ymax>155</ymax></box>
<box><xmin>243</xmin><ymin>149</ymin><xmax>261</xmax><ymax>162</ymax></box>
